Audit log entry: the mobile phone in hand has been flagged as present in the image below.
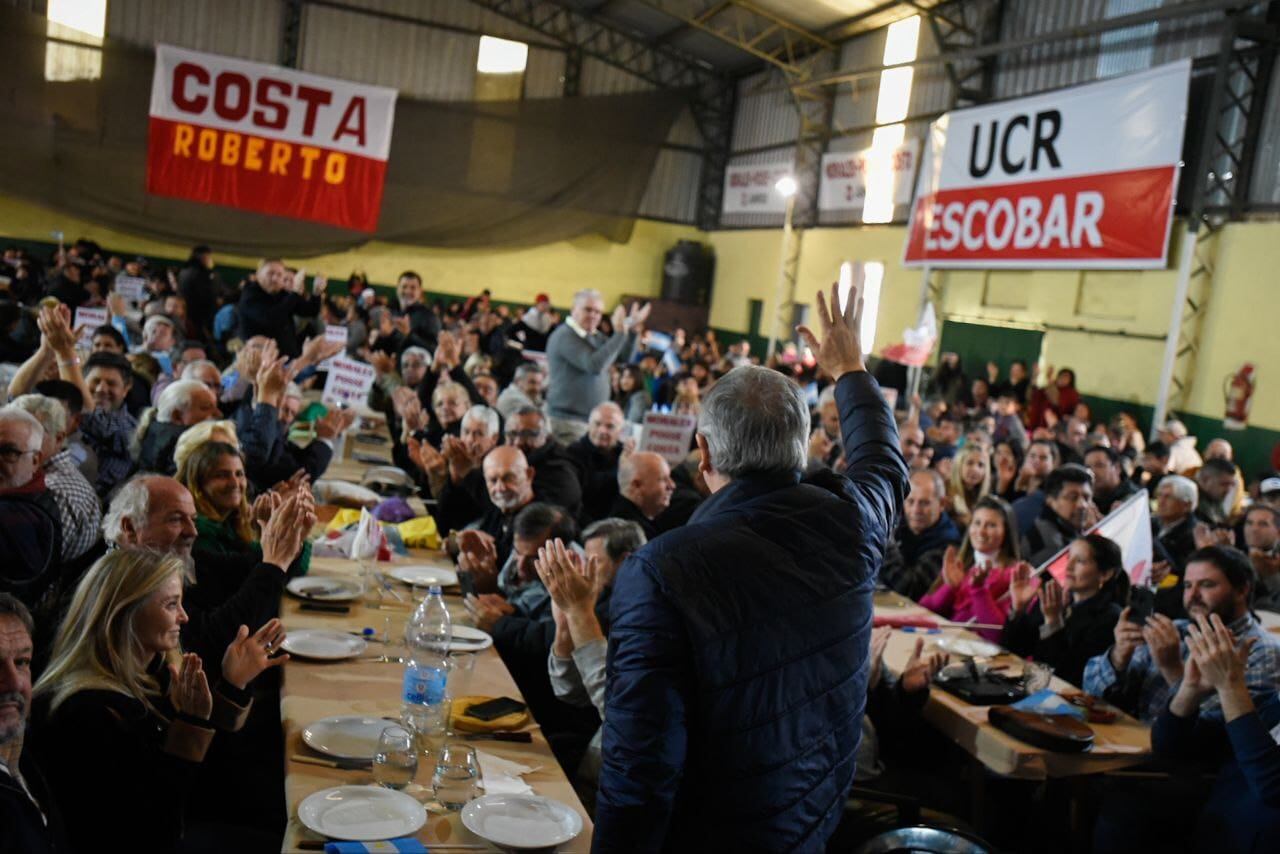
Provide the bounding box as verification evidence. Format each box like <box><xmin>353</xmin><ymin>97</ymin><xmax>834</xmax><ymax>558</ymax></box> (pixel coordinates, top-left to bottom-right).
<box><xmin>1127</xmin><ymin>586</ymin><xmax>1156</xmax><ymax>624</ymax></box>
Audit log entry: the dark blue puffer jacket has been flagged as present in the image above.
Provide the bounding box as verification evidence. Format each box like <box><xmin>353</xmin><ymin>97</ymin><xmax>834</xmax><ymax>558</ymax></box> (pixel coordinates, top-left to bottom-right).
<box><xmin>594</xmin><ymin>371</ymin><xmax>908</xmax><ymax>853</ymax></box>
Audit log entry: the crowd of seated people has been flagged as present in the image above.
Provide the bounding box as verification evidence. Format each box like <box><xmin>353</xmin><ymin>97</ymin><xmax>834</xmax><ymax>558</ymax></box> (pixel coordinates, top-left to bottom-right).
<box><xmin>3</xmin><ymin>239</ymin><xmax>1280</xmax><ymax>853</ymax></box>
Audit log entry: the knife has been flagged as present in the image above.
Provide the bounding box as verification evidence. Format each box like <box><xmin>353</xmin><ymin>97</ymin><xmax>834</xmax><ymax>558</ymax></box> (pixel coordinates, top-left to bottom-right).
<box><xmin>460</xmin><ymin>731</ymin><xmax>533</xmax><ymax>743</ymax></box>
<box><xmin>292</xmin><ymin>753</ymin><xmax>372</xmax><ymax>770</ymax></box>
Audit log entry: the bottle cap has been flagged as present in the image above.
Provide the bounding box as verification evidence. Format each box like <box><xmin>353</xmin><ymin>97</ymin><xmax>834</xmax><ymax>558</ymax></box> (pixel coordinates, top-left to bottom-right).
<box><xmin>429</xmin><ymin>585</ymin><xmax>442</xmax><ymax>594</ymax></box>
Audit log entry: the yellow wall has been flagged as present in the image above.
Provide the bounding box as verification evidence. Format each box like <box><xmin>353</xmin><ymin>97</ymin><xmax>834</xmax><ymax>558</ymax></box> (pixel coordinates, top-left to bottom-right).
<box><xmin>0</xmin><ymin>194</ymin><xmax>698</xmax><ymax>307</ymax></box>
<box><xmin>3</xmin><ymin>191</ymin><xmax>1277</xmax><ymax>431</ymax></box>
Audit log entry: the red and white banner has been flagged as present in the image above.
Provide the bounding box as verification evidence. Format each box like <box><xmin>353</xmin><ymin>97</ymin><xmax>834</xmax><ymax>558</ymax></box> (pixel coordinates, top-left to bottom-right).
<box><xmin>1039</xmin><ymin>491</ymin><xmax>1154</xmax><ymax>587</ymax></box>
<box><xmin>722</xmin><ymin>160</ymin><xmax>794</xmax><ymax>215</ymax></box>
<box><xmin>147</xmin><ymin>45</ymin><xmax>398</xmax><ymax>233</ymax></box>
<box><xmin>904</xmin><ymin>61</ymin><xmax>1190</xmax><ymax>269</ymax></box>
<box><xmin>818</xmin><ymin>141</ymin><xmax>918</xmax><ymax>214</ymax></box>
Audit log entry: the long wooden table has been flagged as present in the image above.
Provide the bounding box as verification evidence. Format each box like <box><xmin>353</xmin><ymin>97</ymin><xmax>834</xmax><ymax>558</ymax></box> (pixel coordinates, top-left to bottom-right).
<box><xmin>874</xmin><ymin>590</ymin><xmax>1152</xmax><ymax>780</ymax></box>
<box><xmin>280</xmin><ymin>419</ymin><xmax>592</xmax><ymax>852</ymax></box>
<box><xmin>279</xmin><ymin>554</ymin><xmax>593</xmax><ymax>852</ymax></box>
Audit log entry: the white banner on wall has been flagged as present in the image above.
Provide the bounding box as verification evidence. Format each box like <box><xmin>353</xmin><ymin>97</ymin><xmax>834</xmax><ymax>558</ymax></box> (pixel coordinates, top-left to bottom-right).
<box><xmin>722</xmin><ymin>161</ymin><xmax>794</xmax><ymax>214</ymax></box>
<box><xmin>903</xmin><ymin>60</ymin><xmax>1191</xmax><ymax>269</ymax></box>
<box><xmin>819</xmin><ymin>140</ymin><xmax>919</xmax><ymax>213</ymax></box>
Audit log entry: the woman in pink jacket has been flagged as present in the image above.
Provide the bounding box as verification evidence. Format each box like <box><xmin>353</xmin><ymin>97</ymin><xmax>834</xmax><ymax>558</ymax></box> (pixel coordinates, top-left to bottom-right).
<box><xmin>919</xmin><ymin>495</ymin><xmax>1025</xmax><ymax>641</ymax></box>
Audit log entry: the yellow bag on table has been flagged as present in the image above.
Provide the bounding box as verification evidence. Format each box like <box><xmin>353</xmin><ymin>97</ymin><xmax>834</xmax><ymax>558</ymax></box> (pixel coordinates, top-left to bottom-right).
<box><xmin>396</xmin><ymin>515</ymin><xmax>442</xmax><ymax>550</ymax></box>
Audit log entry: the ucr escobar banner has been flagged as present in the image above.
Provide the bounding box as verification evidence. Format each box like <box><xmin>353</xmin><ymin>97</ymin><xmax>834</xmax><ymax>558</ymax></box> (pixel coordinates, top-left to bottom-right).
<box><xmin>147</xmin><ymin>45</ymin><xmax>398</xmax><ymax>233</ymax></box>
<box><xmin>904</xmin><ymin>60</ymin><xmax>1190</xmax><ymax>269</ymax></box>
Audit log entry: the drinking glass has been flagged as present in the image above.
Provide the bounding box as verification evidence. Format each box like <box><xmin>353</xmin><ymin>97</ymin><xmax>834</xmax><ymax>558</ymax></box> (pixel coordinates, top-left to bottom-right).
<box><xmin>448</xmin><ymin>651</ymin><xmax>477</xmax><ymax>697</ymax></box>
<box><xmin>360</xmin><ymin>559</ymin><xmax>384</xmax><ymax>610</ymax></box>
<box><xmin>373</xmin><ymin>725</ymin><xmax>418</xmax><ymax>790</ymax></box>
<box><xmin>402</xmin><ymin>698</ymin><xmax>452</xmax><ymax>762</ymax></box>
<box><xmin>1022</xmin><ymin>661</ymin><xmax>1054</xmax><ymax>694</ymax></box>
<box><xmin>432</xmin><ymin>743</ymin><xmax>480</xmax><ymax>810</ymax></box>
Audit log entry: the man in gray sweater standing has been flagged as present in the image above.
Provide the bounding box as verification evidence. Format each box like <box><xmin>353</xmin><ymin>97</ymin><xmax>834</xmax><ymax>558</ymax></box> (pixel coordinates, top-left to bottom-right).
<box><xmin>546</xmin><ymin>289</ymin><xmax>649</xmax><ymax>444</ymax></box>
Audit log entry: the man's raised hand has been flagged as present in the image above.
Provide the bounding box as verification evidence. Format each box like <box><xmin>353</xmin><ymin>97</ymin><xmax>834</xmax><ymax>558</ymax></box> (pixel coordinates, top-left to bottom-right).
<box><xmin>796</xmin><ymin>281</ymin><xmax>865</xmax><ymax>380</ymax></box>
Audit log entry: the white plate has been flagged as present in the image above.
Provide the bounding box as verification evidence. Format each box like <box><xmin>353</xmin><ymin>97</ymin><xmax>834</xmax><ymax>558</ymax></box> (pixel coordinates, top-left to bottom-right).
<box><xmin>302</xmin><ymin>715</ymin><xmax>395</xmax><ymax>760</ymax></box>
<box><xmin>282</xmin><ymin>629</ymin><xmax>368</xmax><ymax>661</ymax></box>
<box><xmin>449</xmin><ymin>625</ymin><xmax>493</xmax><ymax>652</ymax></box>
<box><xmin>461</xmin><ymin>794</ymin><xmax>583</xmax><ymax>850</ymax></box>
<box><xmin>298</xmin><ymin>785</ymin><xmax>427</xmax><ymax>842</ymax></box>
<box><xmin>935</xmin><ymin>636</ymin><xmax>1002</xmax><ymax>658</ymax></box>
<box><xmin>388</xmin><ymin>564</ymin><xmax>459</xmax><ymax>588</ymax></box>
<box><xmin>287</xmin><ymin>576</ymin><xmax>364</xmax><ymax>602</ymax></box>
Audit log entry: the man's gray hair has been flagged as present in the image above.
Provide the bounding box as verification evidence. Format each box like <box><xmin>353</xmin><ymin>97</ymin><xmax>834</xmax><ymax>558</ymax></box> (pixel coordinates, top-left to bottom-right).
<box><xmin>401</xmin><ymin>346</ymin><xmax>431</xmax><ymax>369</ymax></box>
<box><xmin>461</xmin><ymin>405</ymin><xmax>500</xmax><ymax>436</ymax></box>
<box><xmin>1161</xmin><ymin>474</ymin><xmax>1199</xmax><ymax>511</ymax></box>
<box><xmin>697</xmin><ymin>365</ymin><xmax>809</xmax><ymax>478</ymax></box>
<box><xmin>0</xmin><ymin>592</ymin><xmax>34</xmax><ymax>638</ymax></box>
<box><xmin>590</xmin><ymin>401</ymin><xmax>624</xmax><ymax>423</ymax></box>
<box><xmin>182</xmin><ymin>359</ymin><xmax>220</xmax><ymax>382</ymax></box>
<box><xmin>143</xmin><ymin>314</ymin><xmax>176</xmax><ymax>336</ymax></box>
<box><xmin>156</xmin><ymin>379</ymin><xmax>206</xmax><ymax>423</ymax></box>
<box><xmin>818</xmin><ymin>384</ymin><xmax>838</xmax><ymax>408</ymax></box>
<box><xmin>572</xmin><ymin>288</ymin><xmax>603</xmax><ymax>307</ymax></box>
<box><xmin>8</xmin><ymin>394</ymin><xmax>66</xmax><ymax>445</ymax></box>
<box><xmin>583</xmin><ymin>518</ymin><xmax>647</xmax><ymax>562</ymax></box>
<box><xmin>513</xmin><ymin>363</ymin><xmax>544</xmax><ymax>380</ymax></box>
<box><xmin>283</xmin><ymin>382</ymin><xmax>304</xmax><ymax>401</ymax></box>
<box><xmin>102</xmin><ymin>475</ymin><xmax>155</xmax><ymax>545</ymax></box>
<box><xmin>0</xmin><ymin>407</ymin><xmax>45</xmax><ymax>452</ymax></box>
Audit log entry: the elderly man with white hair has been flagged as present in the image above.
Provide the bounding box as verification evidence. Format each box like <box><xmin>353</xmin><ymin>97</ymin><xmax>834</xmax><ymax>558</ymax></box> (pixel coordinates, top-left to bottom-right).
<box><xmin>134</xmin><ymin>379</ymin><xmax>222</xmax><ymax>475</ymax></box>
<box><xmin>7</xmin><ymin>395</ymin><xmax>100</xmax><ymax>562</ymax></box>
<box><xmin>567</xmin><ymin>401</ymin><xmax>627</xmax><ymax>524</ymax></box>
<box><xmin>545</xmin><ymin>288</ymin><xmax>650</xmax><ymax>444</ymax></box>
<box><xmin>0</xmin><ymin>407</ymin><xmax>63</xmax><ymax>611</ymax></box>
<box><xmin>594</xmin><ymin>285</ymin><xmax>908</xmax><ymax>852</ymax></box>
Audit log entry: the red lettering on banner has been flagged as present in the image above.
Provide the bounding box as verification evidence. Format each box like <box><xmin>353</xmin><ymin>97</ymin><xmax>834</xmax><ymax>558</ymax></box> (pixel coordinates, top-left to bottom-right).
<box><xmin>214</xmin><ymin>72</ymin><xmax>252</xmax><ymax>121</ymax></box>
<box><xmin>253</xmin><ymin>78</ymin><xmax>291</xmax><ymax>129</ymax></box>
<box><xmin>334</xmin><ymin>97</ymin><xmax>368</xmax><ymax>146</ymax></box>
<box><xmin>173</xmin><ymin>62</ymin><xmax>210</xmax><ymax>111</ymax></box>
<box><xmin>295</xmin><ymin>86</ymin><xmax>332</xmax><ymax>136</ymax></box>
<box><xmin>905</xmin><ymin>167</ymin><xmax>1173</xmax><ymax>264</ymax></box>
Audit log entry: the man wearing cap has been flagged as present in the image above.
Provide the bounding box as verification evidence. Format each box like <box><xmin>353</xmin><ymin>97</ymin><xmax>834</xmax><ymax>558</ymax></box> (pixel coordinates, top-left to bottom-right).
<box><xmin>1260</xmin><ymin>476</ymin><xmax>1280</xmax><ymax>511</ymax></box>
<box><xmin>1157</xmin><ymin>419</ymin><xmax>1203</xmax><ymax>475</ymax></box>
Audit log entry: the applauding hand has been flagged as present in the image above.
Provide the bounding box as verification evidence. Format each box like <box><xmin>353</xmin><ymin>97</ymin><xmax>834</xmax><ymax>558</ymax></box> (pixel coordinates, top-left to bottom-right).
<box><xmin>168</xmin><ymin>653</ymin><xmax>213</xmax><ymax>720</ymax></box>
<box><xmin>1007</xmin><ymin>561</ymin><xmax>1039</xmax><ymax>613</ymax></box>
<box><xmin>221</xmin><ymin>619</ymin><xmax>288</xmax><ymax>690</ymax></box>
<box><xmin>900</xmin><ymin>638</ymin><xmax>949</xmax><ymax>694</ymax></box>
<box><xmin>940</xmin><ymin>545</ymin><xmax>966</xmax><ymax>589</ymax></box>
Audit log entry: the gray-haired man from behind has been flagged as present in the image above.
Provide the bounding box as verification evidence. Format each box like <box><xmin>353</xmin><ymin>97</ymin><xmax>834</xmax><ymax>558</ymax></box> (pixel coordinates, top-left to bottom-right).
<box><xmin>545</xmin><ymin>289</ymin><xmax>649</xmax><ymax>444</ymax></box>
<box><xmin>594</xmin><ymin>284</ymin><xmax>909</xmax><ymax>853</ymax></box>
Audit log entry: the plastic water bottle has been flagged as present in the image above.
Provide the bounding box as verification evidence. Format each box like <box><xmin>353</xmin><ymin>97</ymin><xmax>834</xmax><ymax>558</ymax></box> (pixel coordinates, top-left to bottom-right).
<box><xmin>401</xmin><ymin>586</ymin><xmax>451</xmax><ymax>757</ymax></box>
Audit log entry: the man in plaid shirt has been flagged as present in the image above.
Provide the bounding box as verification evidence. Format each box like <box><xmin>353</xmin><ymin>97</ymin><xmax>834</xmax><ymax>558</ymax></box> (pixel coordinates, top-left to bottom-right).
<box><xmin>5</xmin><ymin>394</ymin><xmax>100</xmax><ymax>562</ymax></box>
<box><xmin>1084</xmin><ymin>545</ymin><xmax>1280</xmax><ymax>722</ymax></box>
